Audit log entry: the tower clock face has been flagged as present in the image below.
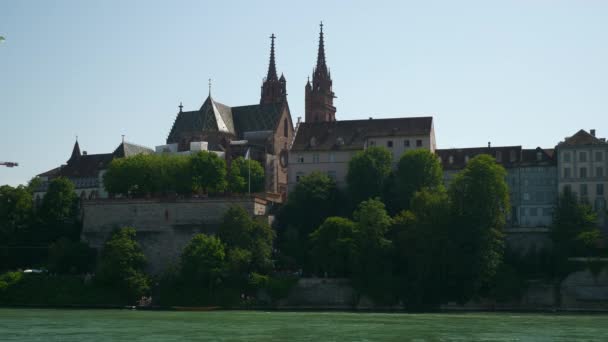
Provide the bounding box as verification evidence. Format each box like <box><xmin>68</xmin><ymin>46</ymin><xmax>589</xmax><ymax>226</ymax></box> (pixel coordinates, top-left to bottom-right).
<box><xmin>279</xmin><ymin>149</ymin><xmax>289</xmax><ymax>168</ymax></box>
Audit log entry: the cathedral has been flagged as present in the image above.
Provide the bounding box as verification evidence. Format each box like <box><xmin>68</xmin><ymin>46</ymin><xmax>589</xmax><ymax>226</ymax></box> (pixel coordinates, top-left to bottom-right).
<box><xmin>35</xmin><ymin>24</ymin><xmax>336</xmax><ymax>200</ymax></box>
<box><xmin>162</xmin><ymin>32</ymin><xmax>297</xmax><ymax>197</ymax></box>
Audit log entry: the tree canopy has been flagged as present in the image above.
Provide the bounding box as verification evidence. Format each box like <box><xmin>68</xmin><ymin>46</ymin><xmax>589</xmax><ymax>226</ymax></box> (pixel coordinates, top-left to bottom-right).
<box><xmin>96</xmin><ymin>227</ymin><xmax>149</xmax><ymax>302</ymax></box>
<box><xmin>393</xmin><ymin>149</ymin><xmax>443</xmax><ymax>211</ymax></box>
<box><xmin>228</xmin><ymin>157</ymin><xmax>265</xmax><ymax>193</ymax></box>
<box><xmin>447</xmin><ymin>154</ymin><xmax>509</xmax><ymax>301</ymax></box>
<box><xmin>346</xmin><ymin>147</ymin><xmax>392</xmax><ymax>205</ymax></box>
<box><xmin>277</xmin><ymin>172</ymin><xmax>342</xmax><ymax>271</ymax></box>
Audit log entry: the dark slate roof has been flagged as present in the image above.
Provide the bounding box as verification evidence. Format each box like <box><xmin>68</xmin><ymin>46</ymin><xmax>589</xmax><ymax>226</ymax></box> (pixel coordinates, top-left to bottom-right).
<box><xmin>37</xmin><ymin>166</ymin><xmax>61</xmax><ymax>178</ymax></box>
<box><xmin>232</xmin><ymin>104</ymin><xmax>284</xmax><ymax>135</ymax></box>
<box><xmin>56</xmin><ymin>153</ymin><xmax>115</xmax><ymax>178</ymax></box>
<box><xmin>167</xmin><ymin>95</ymin><xmax>286</xmax><ymax>143</ymax></box>
<box><xmin>112</xmin><ymin>141</ymin><xmax>154</xmax><ymax>158</ymax></box>
<box><xmin>291</xmin><ymin>117</ymin><xmax>433</xmax><ymax>152</ymax></box>
<box><xmin>559</xmin><ymin>129</ymin><xmax>606</xmax><ymax>146</ymax></box>
<box><xmin>520</xmin><ymin>147</ymin><xmax>557</xmax><ymax>166</ymax></box>
<box><xmin>437</xmin><ymin>146</ymin><xmax>521</xmax><ymax>170</ymax></box>
<box><xmin>167</xmin><ymin>96</ymin><xmax>235</xmax><ymax>143</ymax></box>
<box><xmin>436</xmin><ymin>145</ymin><xmax>556</xmax><ymax>171</ymax></box>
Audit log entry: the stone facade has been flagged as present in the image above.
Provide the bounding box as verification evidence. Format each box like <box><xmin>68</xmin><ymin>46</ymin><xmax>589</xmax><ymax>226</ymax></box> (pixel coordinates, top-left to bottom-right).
<box><xmin>556</xmin><ymin>129</ymin><xmax>608</xmax><ymax>233</ymax></box>
<box><xmin>81</xmin><ymin>197</ymin><xmax>270</xmax><ymax>274</ymax></box>
<box><xmin>438</xmin><ymin>145</ymin><xmax>557</xmax><ymax>230</ymax></box>
<box><xmin>289</xmin><ymin>117</ymin><xmax>435</xmax><ymax>191</ymax></box>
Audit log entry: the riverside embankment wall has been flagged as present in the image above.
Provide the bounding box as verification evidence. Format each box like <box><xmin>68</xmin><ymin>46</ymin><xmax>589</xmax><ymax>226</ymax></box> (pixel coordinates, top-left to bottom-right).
<box><xmin>81</xmin><ymin>197</ymin><xmax>271</xmax><ymax>274</ymax></box>
<box><xmin>274</xmin><ymin>269</ymin><xmax>608</xmax><ymax>311</ymax></box>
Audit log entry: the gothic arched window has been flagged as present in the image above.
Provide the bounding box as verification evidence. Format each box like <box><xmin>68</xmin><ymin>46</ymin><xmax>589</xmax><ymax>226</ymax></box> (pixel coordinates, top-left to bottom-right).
<box><xmin>283</xmin><ymin>118</ymin><xmax>288</xmax><ymax>137</ymax></box>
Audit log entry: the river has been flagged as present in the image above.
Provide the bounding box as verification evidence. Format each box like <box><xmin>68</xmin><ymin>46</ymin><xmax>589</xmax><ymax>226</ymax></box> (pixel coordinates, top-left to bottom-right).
<box><xmin>1</xmin><ymin>308</ymin><xmax>607</xmax><ymax>341</ymax></box>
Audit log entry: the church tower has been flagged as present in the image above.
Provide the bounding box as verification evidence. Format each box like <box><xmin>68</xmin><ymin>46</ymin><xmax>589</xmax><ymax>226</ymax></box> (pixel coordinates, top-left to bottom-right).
<box><xmin>260</xmin><ymin>34</ymin><xmax>287</xmax><ymax>105</ymax></box>
<box><xmin>305</xmin><ymin>22</ymin><xmax>336</xmax><ymax>122</ymax></box>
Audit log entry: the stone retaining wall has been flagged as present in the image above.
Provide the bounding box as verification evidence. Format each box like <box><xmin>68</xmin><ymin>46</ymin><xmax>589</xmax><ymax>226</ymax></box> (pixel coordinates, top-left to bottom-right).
<box><xmin>81</xmin><ymin>196</ymin><xmax>270</xmax><ymax>274</ymax></box>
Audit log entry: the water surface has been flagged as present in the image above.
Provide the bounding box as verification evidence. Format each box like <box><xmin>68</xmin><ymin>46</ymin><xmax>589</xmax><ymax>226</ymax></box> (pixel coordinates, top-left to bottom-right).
<box><xmin>1</xmin><ymin>308</ymin><xmax>607</xmax><ymax>341</ymax></box>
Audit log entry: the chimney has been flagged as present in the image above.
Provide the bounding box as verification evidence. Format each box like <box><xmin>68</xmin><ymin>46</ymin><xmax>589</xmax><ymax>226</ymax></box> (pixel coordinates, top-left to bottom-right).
<box><xmin>83</xmin><ymin>151</ymin><xmax>88</xmax><ymax>155</ymax></box>
<box><xmin>488</xmin><ymin>141</ymin><xmax>491</xmax><ymax>148</ymax></box>
<box><xmin>590</xmin><ymin>129</ymin><xmax>596</xmax><ymax>137</ymax></box>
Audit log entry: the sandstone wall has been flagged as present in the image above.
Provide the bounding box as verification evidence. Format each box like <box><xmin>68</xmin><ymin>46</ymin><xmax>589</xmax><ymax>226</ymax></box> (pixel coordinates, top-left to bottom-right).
<box><xmin>82</xmin><ymin>197</ymin><xmax>269</xmax><ymax>274</ymax></box>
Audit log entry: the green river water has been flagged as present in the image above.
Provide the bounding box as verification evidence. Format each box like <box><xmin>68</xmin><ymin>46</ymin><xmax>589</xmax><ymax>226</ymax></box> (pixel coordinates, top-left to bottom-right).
<box><xmin>1</xmin><ymin>308</ymin><xmax>607</xmax><ymax>341</ymax></box>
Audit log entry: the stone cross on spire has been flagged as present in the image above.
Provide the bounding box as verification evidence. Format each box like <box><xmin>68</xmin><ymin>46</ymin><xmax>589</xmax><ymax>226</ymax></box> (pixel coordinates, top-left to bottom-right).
<box><xmin>316</xmin><ymin>21</ymin><xmax>327</xmax><ymax>72</ymax></box>
<box><xmin>260</xmin><ymin>33</ymin><xmax>287</xmax><ymax>105</ymax></box>
<box><xmin>267</xmin><ymin>33</ymin><xmax>278</xmax><ymax>81</ymax></box>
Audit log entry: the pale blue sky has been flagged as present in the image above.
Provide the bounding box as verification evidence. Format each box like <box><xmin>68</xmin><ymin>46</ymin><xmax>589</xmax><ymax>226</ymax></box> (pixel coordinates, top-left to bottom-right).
<box><xmin>1</xmin><ymin>0</ymin><xmax>607</xmax><ymax>186</ymax></box>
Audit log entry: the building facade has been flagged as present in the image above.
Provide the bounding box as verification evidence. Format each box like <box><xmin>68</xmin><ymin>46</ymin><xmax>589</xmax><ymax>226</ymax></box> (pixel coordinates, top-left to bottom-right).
<box><xmin>289</xmin><ymin>117</ymin><xmax>436</xmax><ymax>190</ymax></box>
<box><xmin>437</xmin><ymin>145</ymin><xmax>557</xmax><ymax>229</ymax></box>
<box><xmin>35</xmin><ymin>140</ymin><xmax>153</xmax><ymax>201</ymax></box>
<box><xmin>556</xmin><ymin>129</ymin><xmax>608</xmax><ymax>232</ymax></box>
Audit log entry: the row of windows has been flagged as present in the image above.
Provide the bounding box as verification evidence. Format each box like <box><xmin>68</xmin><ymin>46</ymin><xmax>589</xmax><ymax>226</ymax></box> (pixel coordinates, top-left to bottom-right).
<box><xmin>369</xmin><ymin>139</ymin><xmax>423</xmax><ymax>148</ymax></box>
<box><xmin>563</xmin><ymin>166</ymin><xmax>604</xmax><ymax>178</ymax></box>
<box><xmin>563</xmin><ymin>151</ymin><xmax>605</xmax><ymax>163</ymax></box>
<box><xmin>297</xmin><ymin>153</ymin><xmax>338</xmax><ymax>164</ymax></box>
<box><xmin>563</xmin><ymin>183</ymin><xmax>605</xmax><ymax>196</ymax></box>
<box><xmin>522</xmin><ymin>191</ymin><xmax>556</xmax><ymax>202</ymax></box>
<box><xmin>521</xmin><ymin>207</ymin><xmax>552</xmax><ymax>217</ymax></box>
<box><xmin>509</xmin><ymin>178</ymin><xmax>557</xmax><ymax>187</ymax></box>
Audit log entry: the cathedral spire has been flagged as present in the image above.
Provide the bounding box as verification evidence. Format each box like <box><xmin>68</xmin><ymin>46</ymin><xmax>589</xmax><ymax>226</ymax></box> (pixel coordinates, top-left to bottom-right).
<box><xmin>260</xmin><ymin>33</ymin><xmax>287</xmax><ymax>105</ymax></box>
<box><xmin>68</xmin><ymin>138</ymin><xmax>81</xmax><ymax>163</ymax></box>
<box><xmin>305</xmin><ymin>22</ymin><xmax>336</xmax><ymax>123</ymax></box>
<box><xmin>316</xmin><ymin>22</ymin><xmax>327</xmax><ymax>73</ymax></box>
<box><xmin>267</xmin><ymin>33</ymin><xmax>278</xmax><ymax>81</ymax></box>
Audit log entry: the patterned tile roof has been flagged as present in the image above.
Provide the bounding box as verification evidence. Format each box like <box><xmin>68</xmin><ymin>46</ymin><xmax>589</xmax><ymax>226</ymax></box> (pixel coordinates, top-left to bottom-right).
<box><xmin>112</xmin><ymin>141</ymin><xmax>154</xmax><ymax>158</ymax></box>
<box><xmin>167</xmin><ymin>95</ymin><xmax>286</xmax><ymax>143</ymax></box>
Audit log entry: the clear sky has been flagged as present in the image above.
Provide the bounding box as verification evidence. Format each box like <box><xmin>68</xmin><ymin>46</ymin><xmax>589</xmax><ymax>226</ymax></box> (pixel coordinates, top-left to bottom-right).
<box><xmin>1</xmin><ymin>0</ymin><xmax>607</xmax><ymax>186</ymax></box>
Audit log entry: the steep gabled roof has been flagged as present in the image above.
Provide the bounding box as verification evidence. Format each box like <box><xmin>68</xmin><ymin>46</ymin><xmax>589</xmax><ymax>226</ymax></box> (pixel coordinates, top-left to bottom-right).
<box><xmin>291</xmin><ymin>117</ymin><xmax>433</xmax><ymax>152</ymax></box>
<box><xmin>167</xmin><ymin>96</ymin><xmax>237</xmax><ymax>143</ymax></box>
<box><xmin>57</xmin><ymin>153</ymin><xmax>115</xmax><ymax>178</ymax></box>
<box><xmin>559</xmin><ymin>129</ymin><xmax>606</xmax><ymax>146</ymax></box>
<box><xmin>232</xmin><ymin>103</ymin><xmax>284</xmax><ymax>136</ymax></box>
<box><xmin>112</xmin><ymin>141</ymin><xmax>154</xmax><ymax>158</ymax></box>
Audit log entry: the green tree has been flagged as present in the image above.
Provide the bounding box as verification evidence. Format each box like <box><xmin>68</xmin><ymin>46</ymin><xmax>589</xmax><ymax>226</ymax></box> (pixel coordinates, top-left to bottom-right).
<box><xmin>392</xmin><ymin>149</ymin><xmax>443</xmax><ymax>212</ymax></box>
<box><xmin>228</xmin><ymin>157</ymin><xmax>265</xmax><ymax>193</ymax></box>
<box><xmin>390</xmin><ymin>188</ymin><xmax>451</xmax><ymax>310</ymax></box>
<box><xmin>190</xmin><ymin>151</ymin><xmax>227</xmax><ymax>194</ymax></box>
<box><xmin>96</xmin><ymin>227</ymin><xmax>149</xmax><ymax>302</ymax></box>
<box><xmin>218</xmin><ymin>206</ymin><xmax>275</xmax><ymax>274</ymax></box>
<box><xmin>180</xmin><ymin>234</ymin><xmax>226</xmax><ymax>291</ymax></box>
<box><xmin>309</xmin><ymin>217</ymin><xmax>357</xmax><ymax>277</ymax></box>
<box><xmin>0</xmin><ymin>185</ymin><xmax>33</xmax><ymax>244</ymax></box>
<box><xmin>37</xmin><ymin>177</ymin><xmax>80</xmax><ymax>242</ymax></box>
<box><xmin>277</xmin><ymin>172</ymin><xmax>341</xmax><ymax>271</ymax></box>
<box><xmin>351</xmin><ymin>198</ymin><xmax>395</xmax><ymax>303</ymax></box>
<box><xmin>447</xmin><ymin>154</ymin><xmax>509</xmax><ymax>302</ymax></box>
<box><xmin>47</xmin><ymin>238</ymin><xmax>96</xmax><ymax>274</ymax></box>
<box><xmin>346</xmin><ymin>147</ymin><xmax>392</xmax><ymax>205</ymax></box>
<box><xmin>549</xmin><ymin>188</ymin><xmax>598</xmax><ymax>306</ymax></box>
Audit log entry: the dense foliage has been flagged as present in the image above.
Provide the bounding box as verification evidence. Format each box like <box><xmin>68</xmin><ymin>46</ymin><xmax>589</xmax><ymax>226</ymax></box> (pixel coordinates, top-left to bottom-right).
<box><xmin>276</xmin><ymin>171</ymin><xmax>343</xmax><ymax>271</ymax></box>
<box><xmin>96</xmin><ymin>227</ymin><xmax>150</xmax><ymax>302</ymax></box>
<box><xmin>346</xmin><ymin>147</ymin><xmax>393</xmax><ymax>205</ymax></box>
<box><xmin>228</xmin><ymin>157</ymin><xmax>265</xmax><ymax>193</ymax></box>
<box><xmin>103</xmin><ymin>152</ymin><xmax>264</xmax><ymax>196</ymax></box>
<box><xmin>1</xmin><ymin>177</ymin><xmax>81</xmax><ymax>271</ymax></box>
